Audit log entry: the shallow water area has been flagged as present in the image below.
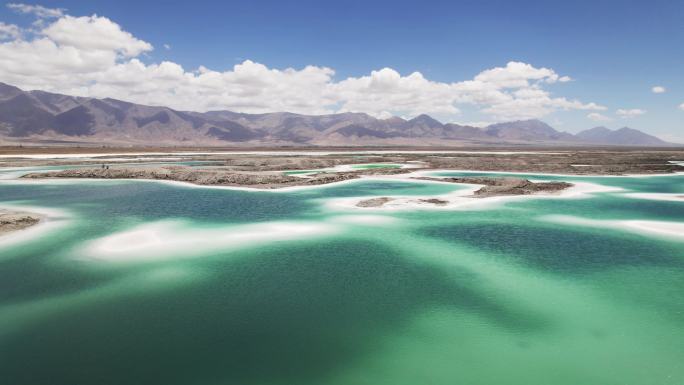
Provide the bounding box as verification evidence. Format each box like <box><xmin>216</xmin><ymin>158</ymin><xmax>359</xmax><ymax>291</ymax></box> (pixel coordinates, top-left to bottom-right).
<box><xmin>1</xmin><ymin>163</ymin><xmax>683</xmax><ymax>385</ymax></box>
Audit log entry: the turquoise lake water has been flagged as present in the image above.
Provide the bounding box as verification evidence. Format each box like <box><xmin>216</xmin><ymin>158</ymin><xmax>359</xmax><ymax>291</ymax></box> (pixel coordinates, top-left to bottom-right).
<box><xmin>0</xmin><ymin>165</ymin><xmax>683</xmax><ymax>385</ymax></box>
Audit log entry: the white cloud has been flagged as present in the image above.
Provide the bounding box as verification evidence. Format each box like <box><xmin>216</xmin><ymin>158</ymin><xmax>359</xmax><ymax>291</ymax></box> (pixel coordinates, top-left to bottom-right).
<box><xmin>0</xmin><ymin>22</ymin><xmax>20</xmax><ymax>40</ymax></box>
<box><xmin>472</xmin><ymin>61</ymin><xmax>562</xmax><ymax>88</ymax></box>
<box><xmin>0</xmin><ymin>9</ymin><xmax>606</xmax><ymax>120</ymax></box>
<box><xmin>43</xmin><ymin>15</ymin><xmax>152</xmax><ymax>57</ymax></box>
<box><xmin>456</xmin><ymin>121</ymin><xmax>492</xmax><ymax>128</ymax></box>
<box><xmin>163</xmin><ymin>43</ymin><xmax>171</xmax><ymax>50</ymax></box>
<box><xmin>587</xmin><ymin>112</ymin><xmax>612</xmax><ymax>122</ymax></box>
<box><xmin>7</xmin><ymin>3</ymin><xmax>64</xmax><ymax>18</ymax></box>
<box><xmin>651</xmin><ymin>86</ymin><xmax>666</xmax><ymax>94</ymax></box>
<box><xmin>332</xmin><ymin>67</ymin><xmax>459</xmax><ymax>118</ymax></box>
<box><xmin>0</xmin><ymin>37</ymin><xmax>118</xmax><ymax>79</ymax></box>
<box><xmin>679</xmin><ymin>103</ymin><xmax>684</xmax><ymax>111</ymax></box>
<box><xmin>616</xmin><ymin>108</ymin><xmax>646</xmax><ymax>118</ymax></box>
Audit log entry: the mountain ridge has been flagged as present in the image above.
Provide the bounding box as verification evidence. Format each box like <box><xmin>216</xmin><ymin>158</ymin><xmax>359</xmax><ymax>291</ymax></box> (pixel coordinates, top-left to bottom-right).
<box><xmin>0</xmin><ymin>82</ymin><xmax>676</xmax><ymax>147</ymax></box>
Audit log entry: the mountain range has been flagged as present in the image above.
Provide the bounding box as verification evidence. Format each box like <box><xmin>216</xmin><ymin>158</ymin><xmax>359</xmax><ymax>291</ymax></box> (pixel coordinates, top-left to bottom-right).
<box><xmin>0</xmin><ymin>82</ymin><xmax>676</xmax><ymax>147</ymax></box>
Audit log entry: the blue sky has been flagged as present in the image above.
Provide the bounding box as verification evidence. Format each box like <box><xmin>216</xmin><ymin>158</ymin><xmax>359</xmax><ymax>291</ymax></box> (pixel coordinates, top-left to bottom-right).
<box><xmin>0</xmin><ymin>0</ymin><xmax>682</xmax><ymax>140</ymax></box>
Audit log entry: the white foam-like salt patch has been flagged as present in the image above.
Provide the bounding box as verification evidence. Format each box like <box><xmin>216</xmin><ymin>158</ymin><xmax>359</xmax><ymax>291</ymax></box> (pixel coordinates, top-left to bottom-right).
<box><xmin>0</xmin><ymin>204</ymin><xmax>71</xmax><ymax>250</ymax></box>
<box><xmin>324</xmin><ymin>179</ymin><xmax>620</xmax><ymax>212</ymax></box>
<box><xmin>80</xmin><ymin>219</ymin><xmax>340</xmax><ymax>261</ymax></box>
<box><xmin>621</xmin><ymin>193</ymin><xmax>684</xmax><ymax>202</ymax></box>
<box><xmin>284</xmin><ymin>162</ymin><xmax>425</xmax><ymax>178</ymax></box>
<box><xmin>539</xmin><ymin>214</ymin><xmax>684</xmax><ymax>242</ymax></box>
<box><xmin>557</xmin><ymin>181</ymin><xmax>624</xmax><ymax>197</ymax></box>
<box><xmin>79</xmin><ymin>213</ymin><xmax>404</xmax><ymax>262</ymax></box>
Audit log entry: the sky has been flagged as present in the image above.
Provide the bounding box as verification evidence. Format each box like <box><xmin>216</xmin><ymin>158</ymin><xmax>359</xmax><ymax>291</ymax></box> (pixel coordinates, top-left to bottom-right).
<box><xmin>0</xmin><ymin>0</ymin><xmax>682</xmax><ymax>141</ymax></box>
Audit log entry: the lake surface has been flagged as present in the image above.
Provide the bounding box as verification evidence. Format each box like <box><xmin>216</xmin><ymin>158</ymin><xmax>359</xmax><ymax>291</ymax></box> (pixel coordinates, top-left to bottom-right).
<box><xmin>1</xmin><ymin>165</ymin><xmax>683</xmax><ymax>385</ymax></box>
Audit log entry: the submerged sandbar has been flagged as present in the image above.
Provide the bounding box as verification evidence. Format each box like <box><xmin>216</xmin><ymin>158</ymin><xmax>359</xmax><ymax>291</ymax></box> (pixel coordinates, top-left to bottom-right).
<box><xmin>414</xmin><ymin>176</ymin><xmax>573</xmax><ymax>197</ymax></box>
<box><xmin>0</xmin><ymin>210</ymin><xmax>42</xmax><ymax>236</ymax></box>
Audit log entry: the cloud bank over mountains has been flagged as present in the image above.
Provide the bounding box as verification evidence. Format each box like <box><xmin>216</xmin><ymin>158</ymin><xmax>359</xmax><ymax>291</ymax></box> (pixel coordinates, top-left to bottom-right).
<box><xmin>616</xmin><ymin>108</ymin><xmax>647</xmax><ymax>118</ymax></box>
<box><xmin>0</xmin><ymin>4</ymin><xmax>610</xmax><ymax>121</ymax></box>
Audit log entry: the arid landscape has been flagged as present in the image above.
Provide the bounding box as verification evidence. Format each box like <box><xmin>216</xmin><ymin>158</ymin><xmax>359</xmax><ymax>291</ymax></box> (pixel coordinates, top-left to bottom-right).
<box><xmin>2</xmin><ymin>1</ymin><xmax>683</xmax><ymax>385</ymax></box>
<box><xmin>5</xmin><ymin>147</ymin><xmax>683</xmax><ymax>186</ymax></box>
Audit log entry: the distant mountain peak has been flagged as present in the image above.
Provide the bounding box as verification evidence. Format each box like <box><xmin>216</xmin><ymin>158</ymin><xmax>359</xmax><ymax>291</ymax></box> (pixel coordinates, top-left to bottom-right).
<box><xmin>0</xmin><ymin>81</ymin><xmax>675</xmax><ymax>147</ymax></box>
<box><xmin>0</xmin><ymin>82</ymin><xmax>21</xmax><ymax>91</ymax></box>
<box><xmin>0</xmin><ymin>82</ymin><xmax>23</xmax><ymax>100</ymax></box>
<box><xmin>408</xmin><ymin>114</ymin><xmax>443</xmax><ymax>127</ymax></box>
<box><xmin>485</xmin><ymin>119</ymin><xmax>565</xmax><ymax>141</ymax></box>
<box><xmin>576</xmin><ymin>126</ymin><xmax>671</xmax><ymax>146</ymax></box>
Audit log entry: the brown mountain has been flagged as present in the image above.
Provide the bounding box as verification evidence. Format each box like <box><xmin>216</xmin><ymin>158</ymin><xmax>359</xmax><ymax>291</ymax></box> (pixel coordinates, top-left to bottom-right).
<box><xmin>0</xmin><ymin>82</ymin><xmax>676</xmax><ymax>146</ymax></box>
<box><xmin>486</xmin><ymin>120</ymin><xmax>577</xmax><ymax>142</ymax></box>
<box><xmin>575</xmin><ymin>126</ymin><xmax>671</xmax><ymax>146</ymax></box>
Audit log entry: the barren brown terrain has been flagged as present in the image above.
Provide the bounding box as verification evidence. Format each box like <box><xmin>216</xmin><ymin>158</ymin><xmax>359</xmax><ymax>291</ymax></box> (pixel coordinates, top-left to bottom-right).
<box><xmin>4</xmin><ymin>146</ymin><xmax>684</xmax><ymax>189</ymax></box>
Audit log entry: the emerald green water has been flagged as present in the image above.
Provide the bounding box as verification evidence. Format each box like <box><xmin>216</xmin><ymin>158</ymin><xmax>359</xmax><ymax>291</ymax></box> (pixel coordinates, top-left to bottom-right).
<box><xmin>1</xmin><ymin>166</ymin><xmax>683</xmax><ymax>385</ymax></box>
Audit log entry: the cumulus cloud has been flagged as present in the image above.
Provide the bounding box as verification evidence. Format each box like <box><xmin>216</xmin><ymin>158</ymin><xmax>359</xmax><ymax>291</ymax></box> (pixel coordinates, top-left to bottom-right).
<box><xmin>42</xmin><ymin>15</ymin><xmax>153</xmax><ymax>57</ymax></box>
<box><xmin>616</xmin><ymin>108</ymin><xmax>646</xmax><ymax>118</ymax></box>
<box><xmin>0</xmin><ymin>7</ymin><xmax>606</xmax><ymax>120</ymax></box>
<box><xmin>468</xmin><ymin>62</ymin><xmax>571</xmax><ymax>89</ymax></box>
<box><xmin>587</xmin><ymin>112</ymin><xmax>612</xmax><ymax>122</ymax></box>
<box><xmin>651</xmin><ymin>86</ymin><xmax>666</xmax><ymax>94</ymax></box>
<box><xmin>332</xmin><ymin>67</ymin><xmax>459</xmax><ymax>118</ymax></box>
<box><xmin>7</xmin><ymin>3</ymin><xmax>64</xmax><ymax>18</ymax></box>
